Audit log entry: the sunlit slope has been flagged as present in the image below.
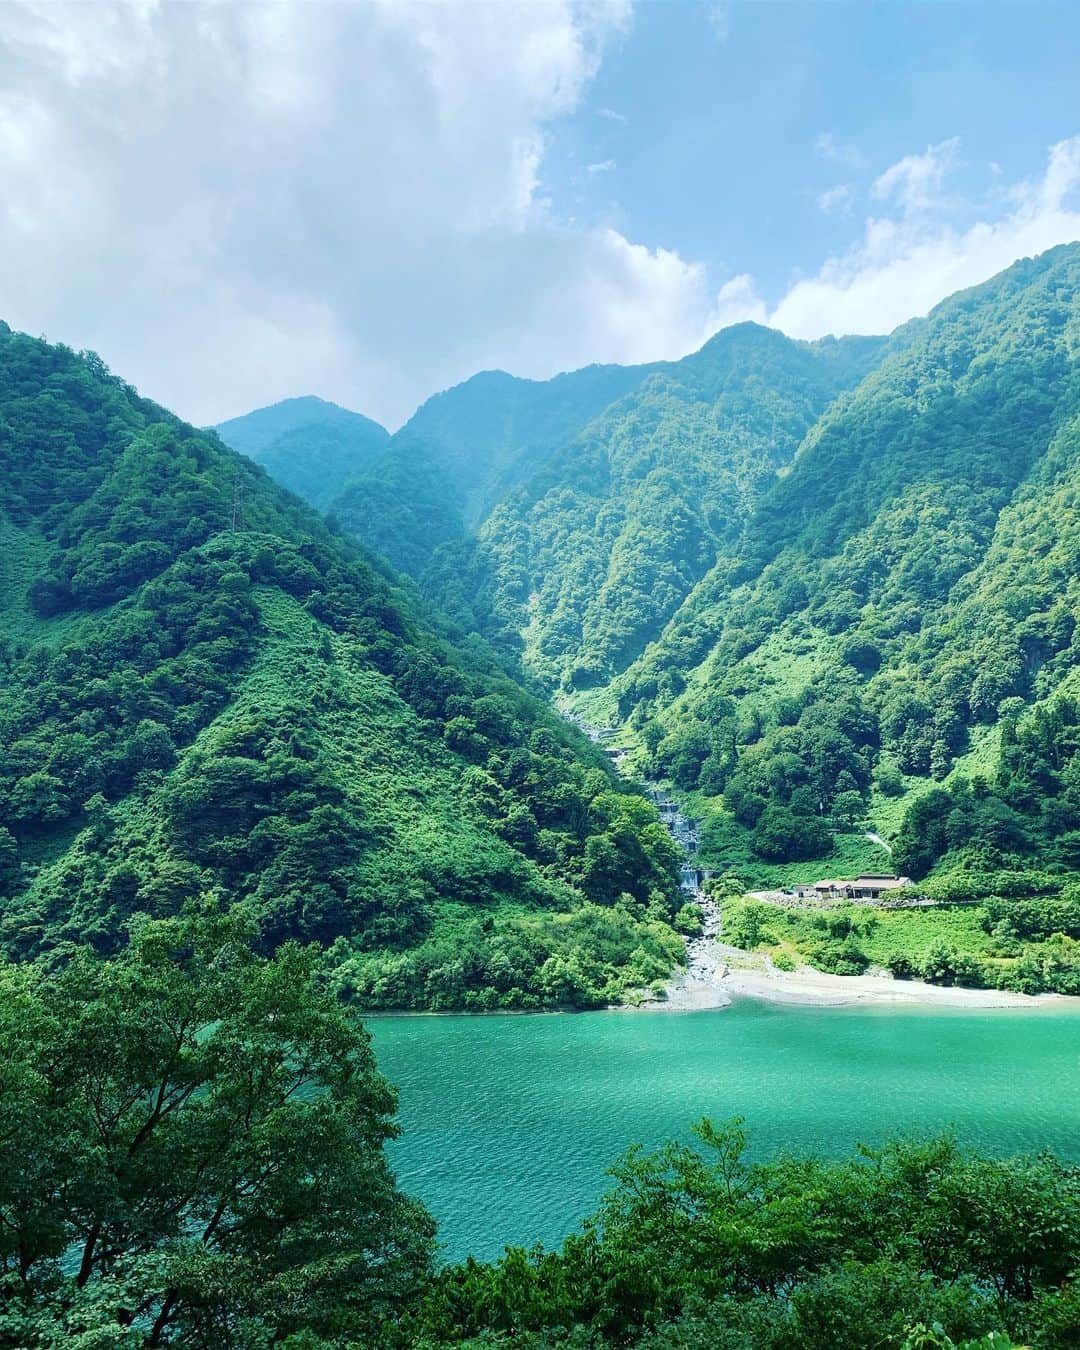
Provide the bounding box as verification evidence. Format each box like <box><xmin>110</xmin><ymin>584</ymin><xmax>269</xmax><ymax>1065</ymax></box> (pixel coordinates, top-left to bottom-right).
<box><xmin>450</xmin><ymin>323</ymin><xmax>887</xmax><ymax>685</ymax></box>
<box><xmin>616</xmin><ymin>243</ymin><xmax>1080</xmax><ymax>885</ymax></box>
<box><xmin>0</xmin><ymin>327</ymin><xmax>680</xmax><ymax>1008</ymax></box>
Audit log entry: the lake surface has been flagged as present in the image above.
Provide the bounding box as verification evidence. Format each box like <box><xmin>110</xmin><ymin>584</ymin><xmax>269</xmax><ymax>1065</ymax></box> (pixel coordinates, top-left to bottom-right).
<box><xmin>369</xmin><ymin>998</ymin><xmax>1080</xmax><ymax>1263</ymax></box>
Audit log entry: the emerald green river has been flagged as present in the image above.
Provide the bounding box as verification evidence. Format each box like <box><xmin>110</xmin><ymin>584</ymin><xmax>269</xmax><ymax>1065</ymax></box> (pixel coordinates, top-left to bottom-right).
<box><xmin>369</xmin><ymin>999</ymin><xmax>1080</xmax><ymax>1263</ymax></box>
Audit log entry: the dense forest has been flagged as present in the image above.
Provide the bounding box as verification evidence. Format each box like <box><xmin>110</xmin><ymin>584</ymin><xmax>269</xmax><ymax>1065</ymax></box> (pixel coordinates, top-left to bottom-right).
<box><xmin>460</xmin><ymin>325</ymin><xmax>886</xmax><ymax>686</ymax></box>
<box><xmin>618</xmin><ymin>245</ymin><xmax>1080</xmax><ymax>899</ymax></box>
<box><xmin>213</xmin><ymin>396</ymin><xmax>390</xmax><ymax>511</ymax></box>
<box><xmin>231</xmin><ymin>246</ymin><xmax>1080</xmax><ymax>926</ymax></box>
<box><xmin>0</xmin><ymin>324</ymin><xmax>684</xmax><ymax>1012</ymax></box>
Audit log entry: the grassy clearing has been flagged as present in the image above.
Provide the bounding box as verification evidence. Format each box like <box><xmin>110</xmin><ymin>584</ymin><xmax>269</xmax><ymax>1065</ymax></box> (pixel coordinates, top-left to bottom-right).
<box><xmin>723</xmin><ymin>895</ymin><xmax>994</xmax><ymax>970</ymax></box>
<box><xmin>685</xmin><ymin>787</ymin><xmax>891</xmax><ymax>888</ymax></box>
<box><xmin>0</xmin><ymin>520</ymin><xmax>103</xmax><ymax>646</ymax></box>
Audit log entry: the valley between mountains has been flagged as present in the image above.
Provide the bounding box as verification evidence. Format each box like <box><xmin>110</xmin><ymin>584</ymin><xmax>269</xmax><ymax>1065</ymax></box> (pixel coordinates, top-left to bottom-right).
<box><xmin>215</xmin><ymin>242</ymin><xmax>1080</xmax><ymax>1004</ymax></box>
<box><xmin>4</xmin><ymin>244</ymin><xmax>1080</xmax><ymax>1015</ymax></box>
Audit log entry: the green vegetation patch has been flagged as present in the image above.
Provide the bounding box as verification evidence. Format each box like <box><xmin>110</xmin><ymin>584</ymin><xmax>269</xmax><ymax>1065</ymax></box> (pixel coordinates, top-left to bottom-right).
<box><xmin>721</xmin><ymin>889</ymin><xmax>1080</xmax><ymax>993</ymax></box>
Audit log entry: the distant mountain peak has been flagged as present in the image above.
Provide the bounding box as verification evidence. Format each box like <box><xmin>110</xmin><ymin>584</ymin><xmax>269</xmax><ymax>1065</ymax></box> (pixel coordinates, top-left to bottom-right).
<box><xmin>213</xmin><ymin>396</ymin><xmax>389</xmax><ymax>510</ymax></box>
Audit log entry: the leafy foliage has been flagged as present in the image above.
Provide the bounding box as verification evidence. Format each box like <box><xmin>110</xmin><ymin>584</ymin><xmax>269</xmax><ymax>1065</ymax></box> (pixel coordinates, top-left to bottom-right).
<box><xmin>719</xmin><ymin>888</ymin><xmax>1080</xmax><ymax>994</ymax></box>
<box><xmin>417</xmin><ymin>1122</ymin><xmax>1080</xmax><ymax>1348</ymax></box>
<box><xmin>0</xmin><ymin>907</ymin><xmax>434</xmax><ymax>1346</ymax></box>
<box><xmin>0</xmin><ymin>327</ymin><xmax>681</xmax><ymax>1007</ymax></box>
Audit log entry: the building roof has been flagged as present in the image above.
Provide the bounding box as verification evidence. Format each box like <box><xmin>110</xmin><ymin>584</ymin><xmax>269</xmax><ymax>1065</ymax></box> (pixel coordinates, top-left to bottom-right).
<box><xmin>813</xmin><ymin>874</ymin><xmax>913</xmax><ymax>890</ymax></box>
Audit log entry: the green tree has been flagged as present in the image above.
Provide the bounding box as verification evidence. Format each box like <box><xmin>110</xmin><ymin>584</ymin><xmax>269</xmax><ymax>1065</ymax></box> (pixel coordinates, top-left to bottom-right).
<box><xmin>0</xmin><ymin>907</ymin><xmax>433</xmax><ymax>1346</ymax></box>
<box><xmin>752</xmin><ymin>803</ymin><xmax>831</xmax><ymax>862</ymax></box>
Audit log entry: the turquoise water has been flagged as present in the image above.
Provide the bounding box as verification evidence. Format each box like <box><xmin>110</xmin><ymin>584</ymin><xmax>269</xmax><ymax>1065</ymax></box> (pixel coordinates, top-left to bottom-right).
<box><xmin>369</xmin><ymin>999</ymin><xmax>1080</xmax><ymax>1263</ymax></box>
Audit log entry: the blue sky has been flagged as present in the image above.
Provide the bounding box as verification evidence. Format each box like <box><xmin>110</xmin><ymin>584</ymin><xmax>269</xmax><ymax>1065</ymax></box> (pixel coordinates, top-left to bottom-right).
<box><xmin>551</xmin><ymin>1</ymin><xmax>1080</xmax><ymax>306</ymax></box>
<box><xmin>0</xmin><ymin>1</ymin><xmax>1077</xmax><ymax>427</ymax></box>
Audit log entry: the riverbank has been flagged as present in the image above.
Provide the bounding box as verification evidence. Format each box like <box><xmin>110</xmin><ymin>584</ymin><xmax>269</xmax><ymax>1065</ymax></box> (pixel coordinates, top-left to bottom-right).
<box><xmin>558</xmin><ymin>710</ymin><xmax>1076</xmax><ymax>1012</ymax></box>
<box><xmin>650</xmin><ymin>940</ymin><xmax>1069</xmax><ymax>1010</ymax></box>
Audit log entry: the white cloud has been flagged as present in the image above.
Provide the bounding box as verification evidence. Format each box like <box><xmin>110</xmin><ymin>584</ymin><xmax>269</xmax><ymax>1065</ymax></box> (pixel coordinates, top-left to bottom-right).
<box><xmin>814</xmin><ymin>132</ymin><xmax>864</xmax><ymax>170</ymax></box>
<box><xmin>586</xmin><ymin>159</ymin><xmax>616</xmax><ymax>174</ymax></box>
<box><xmin>871</xmin><ymin>137</ymin><xmax>961</xmax><ymax>213</ymax></box>
<box><xmin>769</xmin><ymin>136</ymin><xmax>1080</xmax><ymax>339</ymax></box>
<box><xmin>1</xmin><ymin>9</ymin><xmax>1077</xmax><ymax>431</ymax></box>
<box><xmin>597</xmin><ymin>105</ymin><xmax>627</xmax><ymax>123</ymax></box>
<box><xmin>817</xmin><ymin>184</ymin><xmax>854</xmax><ymax>216</ymax></box>
<box><xmin>0</xmin><ymin>0</ymin><xmax>711</xmax><ymax>428</ymax></box>
<box><xmin>704</xmin><ymin>274</ymin><xmax>767</xmax><ymax>333</ymax></box>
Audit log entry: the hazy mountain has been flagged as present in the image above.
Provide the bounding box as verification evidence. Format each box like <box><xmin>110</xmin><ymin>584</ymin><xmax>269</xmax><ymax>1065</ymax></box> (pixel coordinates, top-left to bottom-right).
<box><xmin>393</xmin><ymin>361</ymin><xmax>663</xmax><ymax>526</ymax></box>
<box><xmin>213</xmin><ymin>395</ymin><xmax>389</xmax><ymax>510</ymax></box>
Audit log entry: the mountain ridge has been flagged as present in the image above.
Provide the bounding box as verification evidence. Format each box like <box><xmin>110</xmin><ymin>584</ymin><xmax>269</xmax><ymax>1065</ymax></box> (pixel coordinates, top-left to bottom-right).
<box><xmin>0</xmin><ymin>324</ymin><xmax>684</xmax><ymax>1010</ymax></box>
<box><xmin>218</xmin><ymin>244</ymin><xmax>1080</xmax><ymax>902</ymax></box>
<box><xmin>213</xmin><ymin>396</ymin><xmax>390</xmax><ymax>511</ymax></box>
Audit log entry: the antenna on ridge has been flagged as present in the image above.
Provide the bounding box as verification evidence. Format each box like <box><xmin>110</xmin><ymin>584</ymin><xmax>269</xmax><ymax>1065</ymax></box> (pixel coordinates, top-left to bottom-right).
<box><xmin>231</xmin><ymin>466</ymin><xmax>246</xmax><ymax>532</ymax></box>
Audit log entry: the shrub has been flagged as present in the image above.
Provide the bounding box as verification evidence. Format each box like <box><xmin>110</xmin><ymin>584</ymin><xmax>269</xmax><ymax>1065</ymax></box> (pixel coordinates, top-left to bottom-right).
<box><xmin>809</xmin><ymin>939</ymin><xmax>869</xmax><ymax>975</ymax></box>
<box><xmin>919</xmin><ymin>942</ymin><xmax>985</xmax><ymax>988</ymax></box>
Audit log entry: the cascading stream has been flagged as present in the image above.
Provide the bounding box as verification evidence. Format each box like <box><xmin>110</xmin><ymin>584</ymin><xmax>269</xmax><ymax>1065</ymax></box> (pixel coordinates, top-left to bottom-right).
<box><xmin>565</xmin><ymin>710</ymin><xmax>728</xmax><ymax>998</ymax></box>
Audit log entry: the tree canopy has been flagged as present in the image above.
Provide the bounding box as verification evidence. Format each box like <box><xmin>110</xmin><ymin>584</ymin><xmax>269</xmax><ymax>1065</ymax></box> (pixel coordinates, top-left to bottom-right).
<box><xmin>0</xmin><ymin>907</ymin><xmax>434</xmax><ymax>1347</ymax></box>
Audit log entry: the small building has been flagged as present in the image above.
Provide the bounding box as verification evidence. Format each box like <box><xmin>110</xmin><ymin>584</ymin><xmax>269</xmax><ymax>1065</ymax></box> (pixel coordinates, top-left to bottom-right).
<box><xmin>813</xmin><ymin>874</ymin><xmax>913</xmax><ymax>901</ymax></box>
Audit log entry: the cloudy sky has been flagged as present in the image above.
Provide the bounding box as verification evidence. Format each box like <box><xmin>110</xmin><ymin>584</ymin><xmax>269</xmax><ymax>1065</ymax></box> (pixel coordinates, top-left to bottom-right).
<box><xmin>1</xmin><ymin>0</ymin><xmax>1078</xmax><ymax>429</ymax></box>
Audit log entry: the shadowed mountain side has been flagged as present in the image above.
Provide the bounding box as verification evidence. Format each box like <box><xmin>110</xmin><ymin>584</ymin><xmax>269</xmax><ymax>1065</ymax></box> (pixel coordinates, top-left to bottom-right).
<box><xmin>214</xmin><ymin>395</ymin><xmax>390</xmax><ymax>510</ymax></box>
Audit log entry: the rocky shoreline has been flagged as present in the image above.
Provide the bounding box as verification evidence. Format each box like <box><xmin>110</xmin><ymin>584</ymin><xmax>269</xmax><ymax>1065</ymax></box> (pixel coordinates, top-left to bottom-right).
<box><xmin>566</xmin><ymin>711</ymin><xmax>1073</xmax><ymax>1013</ymax></box>
<box><xmin>652</xmin><ymin>939</ymin><xmax>1069</xmax><ymax>1010</ymax></box>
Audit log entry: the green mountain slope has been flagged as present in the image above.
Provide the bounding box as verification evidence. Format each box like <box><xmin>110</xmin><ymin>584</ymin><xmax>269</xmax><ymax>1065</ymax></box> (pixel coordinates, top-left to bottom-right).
<box><xmin>0</xmin><ymin>328</ymin><xmax>682</xmax><ymax>1009</ymax></box>
<box><xmin>392</xmin><ymin>362</ymin><xmax>662</xmax><ymax>527</ymax></box>
<box><xmin>323</xmin><ymin>442</ymin><xmax>469</xmax><ymax>577</ymax></box>
<box><xmin>75</xmin><ymin>243</ymin><xmax>1080</xmax><ymax>940</ymax></box>
<box><xmin>440</xmin><ymin>324</ymin><xmax>887</xmax><ymax>686</ymax></box>
<box><xmin>226</xmin><ymin>365</ymin><xmax>656</xmax><ymax>578</ymax></box>
<box><xmin>615</xmin><ymin>243</ymin><xmax>1080</xmax><ymax>894</ymax></box>
<box><xmin>214</xmin><ymin>395</ymin><xmax>389</xmax><ymax>510</ymax></box>
<box><xmin>326</xmin><ymin>361</ymin><xmax>672</xmax><ymax>578</ymax></box>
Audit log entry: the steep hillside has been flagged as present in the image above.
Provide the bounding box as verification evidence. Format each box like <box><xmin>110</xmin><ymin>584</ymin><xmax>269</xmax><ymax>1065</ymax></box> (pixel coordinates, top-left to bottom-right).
<box><xmin>330</xmin><ymin>360</ymin><xmax>671</xmax><ymax>578</ymax></box>
<box><xmin>392</xmin><ymin>362</ymin><xmax>661</xmax><ymax>527</ymax></box>
<box><xmin>214</xmin><ymin>395</ymin><xmax>389</xmax><ymax>510</ymax></box>
<box><xmin>618</xmin><ymin>244</ymin><xmax>1080</xmax><ymax>894</ymax></box>
<box><xmin>229</xmin><ymin>364</ymin><xmax>659</xmax><ymax>578</ymax></box>
<box><xmin>0</xmin><ymin>328</ymin><xmax>682</xmax><ymax>1010</ymax></box>
<box><xmin>437</xmin><ymin>324</ymin><xmax>887</xmax><ymax>685</ymax></box>
<box><xmin>323</xmin><ymin>442</ymin><xmax>469</xmax><ymax>578</ymax></box>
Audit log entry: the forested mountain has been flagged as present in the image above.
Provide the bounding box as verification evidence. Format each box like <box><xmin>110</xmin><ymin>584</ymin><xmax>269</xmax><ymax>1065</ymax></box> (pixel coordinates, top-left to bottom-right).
<box><xmin>617</xmin><ymin>243</ymin><xmax>1080</xmax><ymax>894</ymax></box>
<box><xmin>452</xmin><ymin>324</ymin><xmax>888</xmax><ymax>685</ymax></box>
<box><xmin>391</xmin><ymin>361</ymin><xmax>661</xmax><ymax>526</ymax></box>
<box><xmin>214</xmin><ymin>395</ymin><xmax>389</xmax><ymax>510</ymax></box>
<box><xmin>322</xmin><ymin>441</ymin><xmax>468</xmax><ymax>577</ymax></box>
<box><xmin>224</xmin><ymin>364</ymin><xmax>657</xmax><ymax>576</ymax></box>
<box><xmin>220</xmin><ymin>245</ymin><xmax>1080</xmax><ymax>904</ymax></box>
<box><xmin>233</xmin><ymin>329</ymin><xmax>885</xmax><ymax>675</ymax></box>
<box><xmin>67</xmin><ymin>243</ymin><xmax>1080</xmax><ymax>959</ymax></box>
<box><xmin>0</xmin><ymin>326</ymin><xmax>684</xmax><ymax>1011</ymax></box>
